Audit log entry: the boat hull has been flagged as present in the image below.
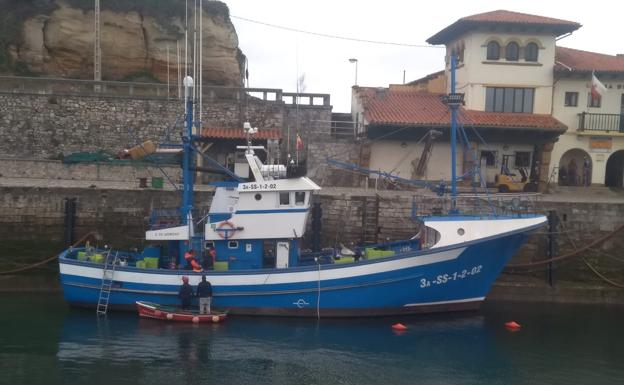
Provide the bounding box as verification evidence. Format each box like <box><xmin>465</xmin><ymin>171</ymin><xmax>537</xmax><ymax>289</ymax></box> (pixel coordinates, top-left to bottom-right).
<box><xmin>59</xmin><ymin>220</ymin><xmax>541</xmax><ymax>317</ymax></box>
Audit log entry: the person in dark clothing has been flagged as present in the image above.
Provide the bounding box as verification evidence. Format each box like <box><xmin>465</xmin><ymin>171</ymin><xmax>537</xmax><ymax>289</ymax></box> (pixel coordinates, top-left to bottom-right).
<box><xmin>178</xmin><ymin>276</ymin><xmax>194</xmax><ymax>310</ymax></box>
<box><xmin>196</xmin><ymin>275</ymin><xmax>213</xmax><ymax>315</ymax></box>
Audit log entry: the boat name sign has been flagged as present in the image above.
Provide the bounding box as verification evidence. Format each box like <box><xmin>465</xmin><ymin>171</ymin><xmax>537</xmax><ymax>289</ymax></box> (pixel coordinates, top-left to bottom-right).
<box><xmin>419</xmin><ymin>265</ymin><xmax>483</xmax><ymax>288</ymax></box>
<box><xmin>242</xmin><ymin>183</ymin><xmax>278</xmax><ymax>191</ymax></box>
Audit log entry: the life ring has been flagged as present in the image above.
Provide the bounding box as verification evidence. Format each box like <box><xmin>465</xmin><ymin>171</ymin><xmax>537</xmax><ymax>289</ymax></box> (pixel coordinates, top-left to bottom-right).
<box><xmin>216</xmin><ymin>220</ymin><xmax>237</xmax><ymax>239</ymax></box>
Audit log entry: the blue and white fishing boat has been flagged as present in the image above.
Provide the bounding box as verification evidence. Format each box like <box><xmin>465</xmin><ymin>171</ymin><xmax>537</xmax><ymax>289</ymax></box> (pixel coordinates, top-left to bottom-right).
<box><xmin>58</xmin><ymin>56</ymin><xmax>546</xmax><ymax>317</ymax></box>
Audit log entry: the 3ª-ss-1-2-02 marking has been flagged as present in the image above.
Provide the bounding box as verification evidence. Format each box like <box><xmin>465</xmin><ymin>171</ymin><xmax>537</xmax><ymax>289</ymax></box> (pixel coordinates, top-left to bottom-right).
<box><xmin>419</xmin><ymin>265</ymin><xmax>483</xmax><ymax>288</ymax></box>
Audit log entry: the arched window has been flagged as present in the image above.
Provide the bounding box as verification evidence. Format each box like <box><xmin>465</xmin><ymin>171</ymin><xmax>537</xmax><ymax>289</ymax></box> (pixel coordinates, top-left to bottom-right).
<box><xmin>506</xmin><ymin>42</ymin><xmax>519</xmax><ymax>61</ymax></box>
<box><xmin>486</xmin><ymin>41</ymin><xmax>500</xmax><ymax>60</ymax></box>
<box><xmin>525</xmin><ymin>42</ymin><xmax>539</xmax><ymax>62</ymax></box>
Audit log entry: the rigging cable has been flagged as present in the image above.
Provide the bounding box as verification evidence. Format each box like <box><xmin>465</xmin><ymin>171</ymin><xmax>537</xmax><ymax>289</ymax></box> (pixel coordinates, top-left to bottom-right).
<box><xmin>231</xmin><ymin>15</ymin><xmax>443</xmax><ymax>48</ymax></box>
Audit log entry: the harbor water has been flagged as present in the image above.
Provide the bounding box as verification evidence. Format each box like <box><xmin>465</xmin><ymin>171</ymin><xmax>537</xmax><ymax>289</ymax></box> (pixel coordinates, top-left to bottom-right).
<box><xmin>0</xmin><ymin>294</ymin><xmax>622</xmax><ymax>385</ymax></box>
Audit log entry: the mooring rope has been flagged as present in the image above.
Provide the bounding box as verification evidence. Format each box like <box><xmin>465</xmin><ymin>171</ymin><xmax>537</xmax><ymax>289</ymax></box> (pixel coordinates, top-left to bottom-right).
<box><xmin>505</xmin><ymin>222</ymin><xmax>624</xmax><ymax>268</ymax></box>
<box><xmin>0</xmin><ymin>232</ymin><xmax>100</xmax><ymax>275</ymax></box>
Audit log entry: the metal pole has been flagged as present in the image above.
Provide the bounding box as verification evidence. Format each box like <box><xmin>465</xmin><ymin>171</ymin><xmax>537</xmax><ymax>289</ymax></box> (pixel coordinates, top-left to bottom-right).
<box><xmin>166</xmin><ymin>45</ymin><xmax>170</xmax><ymax>98</ymax></box>
<box><xmin>547</xmin><ymin>210</ymin><xmax>558</xmax><ymax>287</ymax></box>
<box><xmin>450</xmin><ymin>55</ymin><xmax>458</xmax><ymax>209</ymax></box>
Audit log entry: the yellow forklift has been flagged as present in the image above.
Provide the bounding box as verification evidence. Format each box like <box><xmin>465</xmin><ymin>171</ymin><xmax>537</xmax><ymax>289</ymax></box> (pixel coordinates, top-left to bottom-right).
<box><xmin>494</xmin><ymin>155</ymin><xmax>537</xmax><ymax>193</ymax></box>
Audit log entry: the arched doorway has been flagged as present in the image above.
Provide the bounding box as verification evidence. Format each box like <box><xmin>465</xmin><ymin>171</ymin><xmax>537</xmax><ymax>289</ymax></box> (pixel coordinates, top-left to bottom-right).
<box><xmin>605</xmin><ymin>150</ymin><xmax>624</xmax><ymax>188</ymax></box>
<box><xmin>558</xmin><ymin>148</ymin><xmax>591</xmax><ymax>186</ymax></box>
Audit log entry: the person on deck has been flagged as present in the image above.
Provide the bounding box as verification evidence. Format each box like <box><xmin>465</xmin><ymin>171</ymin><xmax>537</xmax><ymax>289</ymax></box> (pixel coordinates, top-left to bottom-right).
<box><xmin>178</xmin><ymin>276</ymin><xmax>194</xmax><ymax>310</ymax></box>
<box><xmin>184</xmin><ymin>249</ymin><xmax>202</xmax><ymax>272</ymax></box>
<box><xmin>202</xmin><ymin>247</ymin><xmax>216</xmax><ymax>270</ymax></box>
<box><xmin>196</xmin><ymin>275</ymin><xmax>213</xmax><ymax>315</ymax></box>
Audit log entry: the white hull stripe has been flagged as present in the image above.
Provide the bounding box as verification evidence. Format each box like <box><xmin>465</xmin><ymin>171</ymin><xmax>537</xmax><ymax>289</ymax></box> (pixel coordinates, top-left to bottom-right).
<box><xmin>60</xmin><ymin>247</ymin><xmax>464</xmax><ymax>286</ymax></box>
<box><xmin>403</xmin><ymin>297</ymin><xmax>485</xmax><ymax>307</ymax></box>
<box><xmin>62</xmin><ymin>271</ymin><xmax>426</xmax><ymax>297</ymax></box>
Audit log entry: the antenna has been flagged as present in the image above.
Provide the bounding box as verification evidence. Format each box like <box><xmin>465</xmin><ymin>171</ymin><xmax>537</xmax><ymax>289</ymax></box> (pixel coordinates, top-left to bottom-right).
<box><xmin>185</xmin><ymin>0</ymin><xmax>188</xmax><ymax>78</ymax></box>
<box><xmin>177</xmin><ymin>40</ymin><xmax>181</xmax><ymax>99</ymax></box>
<box><xmin>93</xmin><ymin>0</ymin><xmax>101</xmax><ymax>83</ymax></box>
<box><xmin>199</xmin><ymin>0</ymin><xmax>203</xmax><ymax>128</ymax></box>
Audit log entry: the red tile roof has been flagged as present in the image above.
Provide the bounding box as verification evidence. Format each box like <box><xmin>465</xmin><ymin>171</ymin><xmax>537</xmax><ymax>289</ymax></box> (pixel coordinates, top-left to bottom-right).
<box><xmin>200</xmin><ymin>127</ymin><xmax>282</xmax><ymax>140</ymax></box>
<box><xmin>555</xmin><ymin>46</ymin><xmax>624</xmax><ymax>74</ymax></box>
<box><xmin>361</xmin><ymin>89</ymin><xmax>566</xmax><ymax>132</ymax></box>
<box><xmin>427</xmin><ymin>10</ymin><xmax>581</xmax><ymax>45</ymax></box>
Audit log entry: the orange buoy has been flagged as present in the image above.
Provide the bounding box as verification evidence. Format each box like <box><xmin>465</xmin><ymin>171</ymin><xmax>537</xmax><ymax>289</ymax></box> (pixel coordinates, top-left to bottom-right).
<box><xmin>392</xmin><ymin>323</ymin><xmax>408</xmax><ymax>331</ymax></box>
<box><xmin>192</xmin><ymin>316</ymin><xmax>200</xmax><ymax>323</ymax></box>
<box><xmin>505</xmin><ymin>321</ymin><xmax>521</xmax><ymax>330</ymax></box>
<box><xmin>212</xmin><ymin>315</ymin><xmax>220</xmax><ymax>323</ymax></box>
<box><xmin>166</xmin><ymin>313</ymin><xmax>173</xmax><ymax>320</ymax></box>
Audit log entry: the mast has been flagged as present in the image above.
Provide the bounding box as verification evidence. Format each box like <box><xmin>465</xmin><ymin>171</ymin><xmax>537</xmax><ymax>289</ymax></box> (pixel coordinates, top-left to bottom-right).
<box><xmin>444</xmin><ymin>54</ymin><xmax>463</xmax><ymax>213</ymax></box>
<box><xmin>182</xmin><ymin>76</ymin><xmax>195</xmax><ymax>226</ymax></box>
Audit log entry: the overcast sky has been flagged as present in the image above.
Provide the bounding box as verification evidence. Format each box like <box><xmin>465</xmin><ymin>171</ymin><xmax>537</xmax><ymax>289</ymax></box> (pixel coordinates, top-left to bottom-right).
<box><xmin>223</xmin><ymin>0</ymin><xmax>622</xmax><ymax>113</ymax></box>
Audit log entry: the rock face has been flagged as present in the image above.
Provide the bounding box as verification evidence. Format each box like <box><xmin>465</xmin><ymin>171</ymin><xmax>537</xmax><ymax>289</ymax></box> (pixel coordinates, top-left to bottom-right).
<box><xmin>6</xmin><ymin>0</ymin><xmax>244</xmax><ymax>86</ymax></box>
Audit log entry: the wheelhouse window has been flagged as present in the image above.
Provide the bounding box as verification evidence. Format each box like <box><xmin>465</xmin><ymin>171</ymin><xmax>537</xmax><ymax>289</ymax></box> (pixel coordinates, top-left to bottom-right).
<box><xmin>505</xmin><ymin>42</ymin><xmax>519</xmax><ymax>61</ymax></box>
<box><xmin>485</xmin><ymin>87</ymin><xmax>534</xmax><ymax>113</ymax></box>
<box><xmin>514</xmin><ymin>152</ymin><xmax>531</xmax><ymax>168</ymax></box>
<box><xmin>228</xmin><ymin>241</ymin><xmax>238</xmax><ymax>249</ymax></box>
<box><xmin>486</xmin><ymin>41</ymin><xmax>500</xmax><ymax>60</ymax></box>
<box><xmin>524</xmin><ymin>42</ymin><xmax>539</xmax><ymax>62</ymax></box>
<box><xmin>480</xmin><ymin>151</ymin><xmax>497</xmax><ymax>167</ymax></box>
<box><xmin>564</xmin><ymin>92</ymin><xmax>578</xmax><ymax>107</ymax></box>
<box><xmin>588</xmin><ymin>93</ymin><xmax>601</xmax><ymax>108</ymax></box>
<box><xmin>279</xmin><ymin>192</ymin><xmax>290</xmax><ymax>205</ymax></box>
<box><xmin>295</xmin><ymin>192</ymin><xmax>306</xmax><ymax>206</ymax></box>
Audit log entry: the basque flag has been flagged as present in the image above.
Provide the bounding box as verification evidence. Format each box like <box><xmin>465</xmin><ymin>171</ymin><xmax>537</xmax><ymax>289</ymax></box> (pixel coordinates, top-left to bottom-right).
<box><xmin>591</xmin><ymin>71</ymin><xmax>607</xmax><ymax>100</ymax></box>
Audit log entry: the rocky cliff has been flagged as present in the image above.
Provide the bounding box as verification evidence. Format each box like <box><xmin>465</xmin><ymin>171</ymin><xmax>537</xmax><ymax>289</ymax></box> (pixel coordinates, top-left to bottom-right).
<box><xmin>0</xmin><ymin>0</ymin><xmax>244</xmax><ymax>86</ymax></box>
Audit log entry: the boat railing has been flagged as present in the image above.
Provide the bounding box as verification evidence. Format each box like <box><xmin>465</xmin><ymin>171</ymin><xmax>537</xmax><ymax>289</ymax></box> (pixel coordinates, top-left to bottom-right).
<box><xmin>412</xmin><ymin>193</ymin><xmax>542</xmax><ymax>219</ymax></box>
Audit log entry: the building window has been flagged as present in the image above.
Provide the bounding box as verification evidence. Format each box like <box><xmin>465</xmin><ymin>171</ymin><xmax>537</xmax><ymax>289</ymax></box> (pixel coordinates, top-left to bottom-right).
<box><xmin>588</xmin><ymin>93</ymin><xmax>601</xmax><ymax>108</ymax></box>
<box><xmin>295</xmin><ymin>192</ymin><xmax>306</xmax><ymax>206</ymax></box>
<box><xmin>279</xmin><ymin>192</ymin><xmax>290</xmax><ymax>205</ymax></box>
<box><xmin>486</xmin><ymin>41</ymin><xmax>500</xmax><ymax>60</ymax></box>
<box><xmin>564</xmin><ymin>92</ymin><xmax>578</xmax><ymax>107</ymax></box>
<box><xmin>485</xmin><ymin>87</ymin><xmax>534</xmax><ymax>113</ymax></box>
<box><xmin>480</xmin><ymin>151</ymin><xmax>497</xmax><ymax>167</ymax></box>
<box><xmin>514</xmin><ymin>152</ymin><xmax>531</xmax><ymax>168</ymax></box>
<box><xmin>524</xmin><ymin>42</ymin><xmax>539</xmax><ymax>62</ymax></box>
<box><xmin>505</xmin><ymin>42</ymin><xmax>519</xmax><ymax>61</ymax></box>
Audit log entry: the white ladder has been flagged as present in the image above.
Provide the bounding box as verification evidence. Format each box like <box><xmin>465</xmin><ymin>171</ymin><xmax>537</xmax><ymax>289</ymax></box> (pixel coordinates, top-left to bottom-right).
<box><xmin>96</xmin><ymin>251</ymin><xmax>118</xmax><ymax>316</ymax></box>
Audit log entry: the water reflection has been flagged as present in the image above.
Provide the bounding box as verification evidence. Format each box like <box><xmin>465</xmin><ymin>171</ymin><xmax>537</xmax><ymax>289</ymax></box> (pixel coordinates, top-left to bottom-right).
<box><xmin>1</xmin><ymin>294</ymin><xmax>622</xmax><ymax>385</ymax></box>
<box><xmin>57</xmin><ymin>310</ymin><xmax>514</xmax><ymax>385</ymax></box>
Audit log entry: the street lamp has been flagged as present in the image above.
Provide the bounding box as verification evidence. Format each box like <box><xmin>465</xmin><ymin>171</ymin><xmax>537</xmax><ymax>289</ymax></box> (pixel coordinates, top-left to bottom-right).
<box><xmin>349</xmin><ymin>58</ymin><xmax>358</xmax><ymax>86</ymax></box>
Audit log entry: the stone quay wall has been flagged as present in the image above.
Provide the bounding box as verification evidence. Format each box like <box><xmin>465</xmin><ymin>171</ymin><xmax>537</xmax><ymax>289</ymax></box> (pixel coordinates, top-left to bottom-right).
<box><xmin>0</xmin><ymin>158</ymin><xmax>181</xmax><ymax>183</ymax></box>
<box><xmin>1</xmin><ymin>185</ymin><xmax>621</xmax><ymax>286</ymax></box>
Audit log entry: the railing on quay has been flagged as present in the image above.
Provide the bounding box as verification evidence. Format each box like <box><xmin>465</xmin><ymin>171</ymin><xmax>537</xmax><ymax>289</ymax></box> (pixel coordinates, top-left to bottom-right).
<box><xmin>0</xmin><ymin>75</ymin><xmax>331</xmax><ymax>107</ymax></box>
<box><xmin>578</xmin><ymin>112</ymin><xmax>624</xmax><ymax>133</ymax></box>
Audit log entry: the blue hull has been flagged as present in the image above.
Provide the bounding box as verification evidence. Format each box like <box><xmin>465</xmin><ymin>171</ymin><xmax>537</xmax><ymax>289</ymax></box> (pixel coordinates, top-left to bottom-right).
<box><xmin>59</xmin><ymin>227</ymin><xmax>533</xmax><ymax>317</ymax></box>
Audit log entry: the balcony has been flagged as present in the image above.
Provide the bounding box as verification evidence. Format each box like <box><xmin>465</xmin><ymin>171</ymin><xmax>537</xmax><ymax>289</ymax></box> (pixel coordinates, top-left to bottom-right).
<box><xmin>578</xmin><ymin>112</ymin><xmax>624</xmax><ymax>133</ymax></box>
